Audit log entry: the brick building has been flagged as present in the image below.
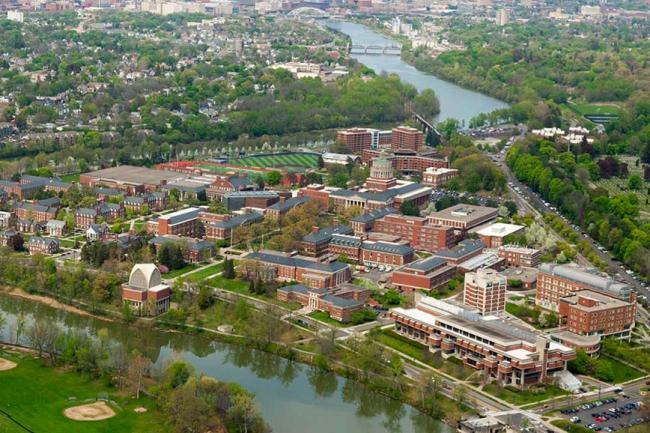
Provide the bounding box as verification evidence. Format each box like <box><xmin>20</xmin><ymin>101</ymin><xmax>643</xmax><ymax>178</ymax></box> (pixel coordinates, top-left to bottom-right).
<box><xmin>147</xmin><ymin>207</ymin><xmax>201</xmax><ymax>236</ymax></box>
<box><xmin>45</xmin><ymin>220</ymin><xmax>66</xmax><ymax>237</ymax></box>
<box><xmin>476</xmin><ymin>223</ymin><xmax>525</xmax><ymax>248</ymax></box>
<box><xmin>266</xmin><ymin>196</ymin><xmax>310</xmax><ymax>218</ymax></box>
<box><xmin>428</xmin><ymin>204</ymin><xmax>498</xmax><ymax>231</ymax></box>
<box><xmin>13</xmin><ymin>201</ymin><xmax>58</xmax><ymax>222</ymax></box>
<box><xmin>390</xmin><ymin>256</ymin><xmax>456</xmax><ymax>293</ymax></box>
<box><xmin>372</xmin><ymin>213</ymin><xmax>455</xmax><ymax>253</ymax></box>
<box><xmin>391</xmin><ymin>126</ymin><xmax>423</xmax><ymax>152</ymax></box>
<box><xmin>361</xmin><ymin>241</ymin><xmax>415</xmax><ymax>267</ymax></box>
<box><xmin>389</xmin><ymin>295</ymin><xmax>575</xmax><ymax>388</ymax></box>
<box><xmin>277</xmin><ymin>283</ymin><xmax>370</xmax><ymax>322</ymax></box>
<box><xmin>205</xmin><ymin>212</ymin><xmax>264</xmax><ymax>241</ymax></box>
<box><xmin>336</xmin><ymin>128</ymin><xmax>376</xmax><ymax>153</ymax></box>
<box><xmin>223</xmin><ymin>191</ymin><xmax>280</xmax><ymax>211</ymax></box>
<box><xmin>27</xmin><ymin>237</ymin><xmax>60</xmax><ymax>255</ymax></box>
<box><xmin>0</xmin><ymin>230</ymin><xmax>23</xmax><ymax>249</ymax></box>
<box><xmin>244</xmin><ymin>251</ymin><xmax>352</xmax><ymax>289</ymax></box>
<box><xmin>434</xmin><ymin>239</ymin><xmax>485</xmax><ymax>266</ymax></box>
<box><xmin>75</xmin><ymin>203</ymin><xmax>124</xmax><ymax>228</ymax></box>
<box><xmin>558</xmin><ymin>290</ymin><xmax>635</xmax><ymax>341</ymax></box>
<box><xmin>302</xmin><ymin>225</ymin><xmax>353</xmax><ymax>257</ymax></box>
<box><xmin>80</xmin><ymin>165</ymin><xmax>183</xmax><ymax>195</ymax></box>
<box><xmin>206</xmin><ymin>175</ymin><xmax>257</xmax><ymax>200</ymax></box>
<box><xmin>149</xmin><ymin>235</ymin><xmax>215</xmax><ymax>263</ymax></box>
<box><xmin>497</xmin><ymin>245</ymin><xmax>541</xmax><ymax>267</ymax></box>
<box><xmin>122</xmin><ymin>264</ymin><xmax>171</xmax><ymax>316</ymax></box>
<box><xmin>536</xmin><ymin>263</ymin><xmax>636</xmax><ymax>311</ymax></box>
<box><xmin>362</xmin><ymin>149</ymin><xmax>448</xmax><ymax>174</ymax></box>
<box><xmin>350</xmin><ymin>207</ymin><xmax>396</xmax><ymax>235</ymax></box>
<box><xmin>463</xmin><ymin>269</ymin><xmax>507</xmax><ymax>316</ymax></box>
<box><xmin>422</xmin><ymin>167</ymin><xmax>459</xmax><ymax>188</ymax></box>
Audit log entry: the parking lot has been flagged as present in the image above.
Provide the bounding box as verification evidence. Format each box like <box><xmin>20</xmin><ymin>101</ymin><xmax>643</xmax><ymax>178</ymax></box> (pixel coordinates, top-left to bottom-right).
<box><xmin>560</xmin><ymin>396</ymin><xmax>648</xmax><ymax>431</ymax></box>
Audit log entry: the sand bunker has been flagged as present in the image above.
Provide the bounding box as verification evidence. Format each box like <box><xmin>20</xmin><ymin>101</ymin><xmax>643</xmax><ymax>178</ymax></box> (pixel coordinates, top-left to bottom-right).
<box><xmin>0</xmin><ymin>357</ymin><xmax>17</xmax><ymax>371</ymax></box>
<box><xmin>64</xmin><ymin>401</ymin><xmax>116</xmax><ymax>421</ymax></box>
<box><xmin>134</xmin><ymin>406</ymin><xmax>147</xmax><ymax>413</ymax></box>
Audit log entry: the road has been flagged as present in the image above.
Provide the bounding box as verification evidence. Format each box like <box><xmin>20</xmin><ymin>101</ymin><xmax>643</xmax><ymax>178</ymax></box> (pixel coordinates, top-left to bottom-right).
<box><xmin>493</xmin><ymin>148</ymin><xmax>650</xmax><ymax>301</ymax></box>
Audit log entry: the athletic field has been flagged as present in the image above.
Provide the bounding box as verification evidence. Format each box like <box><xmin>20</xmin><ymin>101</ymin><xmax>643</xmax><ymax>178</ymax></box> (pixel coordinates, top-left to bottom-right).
<box><xmin>230</xmin><ymin>153</ymin><xmax>320</xmax><ymax>170</ymax></box>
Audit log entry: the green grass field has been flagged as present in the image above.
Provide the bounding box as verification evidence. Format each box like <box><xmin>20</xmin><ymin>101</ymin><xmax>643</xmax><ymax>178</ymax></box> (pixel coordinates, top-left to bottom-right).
<box><xmin>483</xmin><ymin>382</ymin><xmax>568</xmax><ymax>406</ymax></box>
<box><xmin>308</xmin><ymin>311</ymin><xmax>347</xmax><ymax>327</ymax></box>
<box><xmin>0</xmin><ymin>351</ymin><xmax>165</xmax><ymax>433</ymax></box>
<box><xmin>230</xmin><ymin>153</ymin><xmax>320</xmax><ymax>170</ymax></box>
<box><xmin>60</xmin><ymin>173</ymin><xmax>81</xmax><ymax>183</ymax></box>
<box><xmin>185</xmin><ymin>262</ymin><xmax>224</xmax><ymax>281</ymax></box>
<box><xmin>161</xmin><ymin>263</ymin><xmax>198</xmax><ymax>279</ymax></box>
<box><xmin>568</xmin><ymin>102</ymin><xmax>622</xmax><ymax>117</ymax></box>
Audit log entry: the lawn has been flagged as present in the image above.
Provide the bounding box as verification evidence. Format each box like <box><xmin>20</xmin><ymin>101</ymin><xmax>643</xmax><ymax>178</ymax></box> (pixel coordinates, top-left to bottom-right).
<box><xmin>597</xmin><ymin>355</ymin><xmax>645</xmax><ymax>383</ymax></box>
<box><xmin>161</xmin><ymin>263</ymin><xmax>198</xmax><ymax>279</ymax></box>
<box><xmin>185</xmin><ymin>262</ymin><xmax>224</xmax><ymax>281</ymax></box>
<box><xmin>568</xmin><ymin>102</ymin><xmax>622</xmax><ymax>117</ymax></box>
<box><xmin>308</xmin><ymin>311</ymin><xmax>347</xmax><ymax>327</ymax></box>
<box><xmin>230</xmin><ymin>153</ymin><xmax>320</xmax><ymax>170</ymax></box>
<box><xmin>0</xmin><ymin>351</ymin><xmax>165</xmax><ymax>433</ymax></box>
<box><xmin>206</xmin><ymin>274</ymin><xmax>250</xmax><ymax>292</ymax></box>
<box><xmin>483</xmin><ymin>382</ymin><xmax>568</xmax><ymax>406</ymax></box>
<box><xmin>352</xmin><ymin>277</ymin><xmax>380</xmax><ymax>291</ymax></box>
<box><xmin>376</xmin><ymin>329</ymin><xmax>431</xmax><ymax>361</ymax></box>
<box><xmin>60</xmin><ymin>173</ymin><xmax>81</xmax><ymax>183</ymax></box>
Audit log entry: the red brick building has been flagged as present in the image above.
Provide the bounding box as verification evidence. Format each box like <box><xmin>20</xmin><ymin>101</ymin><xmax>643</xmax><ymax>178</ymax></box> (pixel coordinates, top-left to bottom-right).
<box><xmin>428</xmin><ymin>204</ymin><xmax>498</xmax><ymax>231</ymax></box>
<box><xmin>536</xmin><ymin>264</ymin><xmax>636</xmax><ymax>312</ymax></box>
<box><xmin>205</xmin><ymin>212</ymin><xmax>264</xmax><ymax>241</ymax></box>
<box><xmin>277</xmin><ymin>284</ymin><xmax>370</xmax><ymax>322</ymax></box>
<box><xmin>391</xmin><ymin>126</ymin><xmax>423</xmax><ymax>152</ymax></box>
<box><xmin>13</xmin><ymin>202</ymin><xmax>58</xmax><ymax>222</ymax></box>
<box><xmin>350</xmin><ymin>207</ymin><xmax>396</xmax><ymax>235</ymax></box>
<box><xmin>434</xmin><ymin>239</ymin><xmax>485</xmax><ymax>266</ymax></box>
<box><xmin>497</xmin><ymin>245</ymin><xmax>541</xmax><ymax>267</ymax></box>
<box><xmin>27</xmin><ymin>237</ymin><xmax>60</xmax><ymax>255</ymax></box>
<box><xmin>372</xmin><ymin>214</ymin><xmax>455</xmax><ymax>253</ymax></box>
<box><xmin>122</xmin><ymin>264</ymin><xmax>171</xmax><ymax>316</ymax></box>
<box><xmin>206</xmin><ymin>175</ymin><xmax>257</xmax><ymax>200</ymax></box>
<box><xmin>362</xmin><ymin>149</ymin><xmax>448</xmax><ymax>174</ymax></box>
<box><xmin>336</xmin><ymin>128</ymin><xmax>375</xmax><ymax>153</ymax></box>
<box><xmin>244</xmin><ymin>251</ymin><xmax>351</xmax><ymax>289</ymax></box>
<box><xmin>476</xmin><ymin>223</ymin><xmax>525</xmax><ymax>248</ymax></box>
<box><xmin>390</xmin><ymin>256</ymin><xmax>456</xmax><ymax>293</ymax></box>
<box><xmin>147</xmin><ymin>207</ymin><xmax>201</xmax><ymax>236</ymax></box>
<box><xmin>558</xmin><ymin>290</ymin><xmax>636</xmax><ymax>341</ymax></box>
<box><xmin>422</xmin><ymin>167</ymin><xmax>459</xmax><ymax>188</ymax></box>
<box><xmin>301</xmin><ymin>225</ymin><xmax>353</xmax><ymax>257</ymax></box>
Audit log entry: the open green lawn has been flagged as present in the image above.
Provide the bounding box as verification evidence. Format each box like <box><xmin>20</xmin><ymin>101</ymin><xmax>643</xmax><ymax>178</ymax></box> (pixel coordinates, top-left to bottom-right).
<box><xmin>206</xmin><ymin>274</ymin><xmax>250</xmax><ymax>292</ymax></box>
<box><xmin>308</xmin><ymin>311</ymin><xmax>347</xmax><ymax>327</ymax></box>
<box><xmin>185</xmin><ymin>262</ymin><xmax>224</xmax><ymax>281</ymax></box>
<box><xmin>60</xmin><ymin>173</ymin><xmax>81</xmax><ymax>183</ymax></box>
<box><xmin>597</xmin><ymin>355</ymin><xmax>645</xmax><ymax>383</ymax></box>
<box><xmin>230</xmin><ymin>153</ymin><xmax>320</xmax><ymax>170</ymax></box>
<box><xmin>568</xmin><ymin>102</ymin><xmax>622</xmax><ymax>117</ymax></box>
<box><xmin>161</xmin><ymin>263</ymin><xmax>198</xmax><ymax>279</ymax></box>
<box><xmin>376</xmin><ymin>329</ymin><xmax>430</xmax><ymax>361</ymax></box>
<box><xmin>0</xmin><ymin>351</ymin><xmax>165</xmax><ymax>433</ymax></box>
<box><xmin>483</xmin><ymin>382</ymin><xmax>568</xmax><ymax>406</ymax></box>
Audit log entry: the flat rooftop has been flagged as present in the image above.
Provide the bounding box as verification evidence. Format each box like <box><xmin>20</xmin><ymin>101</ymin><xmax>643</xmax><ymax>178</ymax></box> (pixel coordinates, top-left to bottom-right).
<box><xmin>84</xmin><ymin>165</ymin><xmax>184</xmax><ymax>186</ymax></box>
<box><xmin>476</xmin><ymin>223</ymin><xmax>525</xmax><ymax>237</ymax></box>
<box><xmin>561</xmin><ymin>289</ymin><xmax>633</xmax><ymax>311</ymax></box>
<box><xmin>429</xmin><ymin>204</ymin><xmax>498</xmax><ymax>223</ymax></box>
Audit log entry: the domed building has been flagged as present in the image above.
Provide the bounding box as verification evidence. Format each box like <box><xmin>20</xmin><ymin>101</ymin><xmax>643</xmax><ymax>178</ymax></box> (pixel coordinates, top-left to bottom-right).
<box><xmin>121</xmin><ymin>264</ymin><xmax>171</xmax><ymax>316</ymax></box>
<box><xmin>364</xmin><ymin>155</ymin><xmax>397</xmax><ymax>191</ymax></box>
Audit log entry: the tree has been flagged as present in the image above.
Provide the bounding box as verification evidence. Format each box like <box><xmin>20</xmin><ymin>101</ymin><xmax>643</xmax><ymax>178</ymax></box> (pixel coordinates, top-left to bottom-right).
<box><xmin>126</xmin><ymin>352</ymin><xmax>152</xmax><ymax>399</ymax></box>
<box><xmin>414</xmin><ymin>88</ymin><xmax>440</xmax><ymax>118</ymax></box>
<box><xmin>628</xmin><ymin>174</ymin><xmax>643</xmax><ymax>190</ymax></box>
<box><xmin>26</xmin><ymin>319</ymin><xmax>60</xmax><ymax>364</ymax></box>
<box><xmin>162</xmin><ymin>379</ymin><xmax>213</xmax><ymax>433</ymax></box>
<box><xmin>228</xmin><ymin>392</ymin><xmax>261</xmax><ymax>433</ymax></box>
<box><xmin>0</xmin><ymin>312</ymin><xmax>5</xmax><ymax>336</ymax></box>
<box><xmin>400</xmin><ymin>201</ymin><xmax>420</xmax><ymax>217</ymax></box>
<box><xmin>266</xmin><ymin>171</ymin><xmax>282</xmax><ymax>186</ymax></box>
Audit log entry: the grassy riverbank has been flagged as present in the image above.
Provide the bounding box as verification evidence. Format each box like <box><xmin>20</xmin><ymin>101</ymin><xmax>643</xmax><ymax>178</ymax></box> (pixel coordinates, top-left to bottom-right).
<box><xmin>0</xmin><ymin>349</ymin><xmax>165</xmax><ymax>433</ymax></box>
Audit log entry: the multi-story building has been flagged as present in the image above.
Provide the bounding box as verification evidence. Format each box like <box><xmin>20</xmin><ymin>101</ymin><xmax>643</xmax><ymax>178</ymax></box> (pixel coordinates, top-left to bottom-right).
<box><xmin>80</xmin><ymin>165</ymin><xmax>183</xmax><ymax>195</ymax></box>
<box><xmin>205</xmin><ymin>212</ymin><xmax>264</xmax><ymax>241</ymax></box>
<box><xmin>146</xmin><ymin>207</ymin><xmax>201</xmax><ymax>236</ymax></box>
<box><xmin>13</xmin><ymin>201</ymin><xmax>58</xmax><ymax>223</ymax></box>
<box><xmin>350</xmin><ymin>207</ymin><xmax>396</xmax><ymax>235</ymax></box>
<box><xmin>372</xmin><ymin>213</ymin><xmax>456</xmax><ymax>252</ymax></box>
<box><xmin>27</xmin><ymin>237</ymin><xmax>60</xmax><ymax>255</ymax></box>
<box><xmin>391</xmin><ymin>126</ymin><xmax>424</xmax><ymax>152</ymax></box>
<box><xmin>277</xmin><ymin>283</ymin><xmax>370</xmax><ymax>322</ymax></box>
<box><xmin>498</xmin><ymin>245</ymin><xmax>541</xmax><ymax>267</ymax></box>
<box><xmin>330</xmin><ymin>182</ymin><xmax>432</xmax><ymax>211</ymax></box>
<box><xmin>434</xmin><ymin>239</ymin><xmax>485</xmax><ymax>266</ymax></box>
<box><xmin>223</xmin><ymin>191</ymin><xmax>280</xmax><ymax>211</ymax></box>
<box><xmin>75</xmin><ymin>203</ymin><xmax>124</xmax><ymax>228</ymax></box>
<box><xmin>364</xmin><ymin>156</ymin><xmax>398</xmax><ymax>191</ymax></box>
<box><xmin>422</xmin><ymin>167</ymin><xmax>459</xmax><ymax>188</ymax></box>
<box><xmin>558</xmin><ymin>290</ymin><xmax>635</xmax><ymax>341</ymax></box>
<box><xmin>302</xmin><ymin>225</ymin><xmax>353</xmax><ymax>257</ymax></box>
<box><xmin>427</xmin><ymin>204</ymin><xmax>498</xmax><ymax>231</ymax></box>
<box><xmin>0</xmin><ymin>230</ymin><xmax>23</xmax><ymax>250</ymax></box>
<box><xmin>389</xmin><ymin>295</ymin><xmax>576</xmax><ymax>388</ymax></box>
<box><xmin>243</xmin><ymin>250</ymin><xmax>352</xmax><ymax>289</ymax></box>
<box><xmin>536</xmin><ymin>263</ymin><xmax>636</xmax><ymax>311</ymax></box>
<box><xmin>149</xmin><ymin>235</ymin><xmax>215</xmax><ymax>263</ymax></box>
<box><xmin>336</xmin><ymin>128</ymin><xmax>376</xmax><ymax>153</ymax></box>
<box><xmin>361</xmin><ymin>241</ymin><xmax>415</xmax><ymax>266</ymax></box>
<box><xmin>464</xmin><ymin>269</ymin><xmax>507</xmax><ymax>316</ymax></box>
<box><xmin>45</xmin><ymin>220</ymin><xmax>66</xmax><ymax>237</ymax></box>
<box><xmin>362</xmin><ymin>149</ymin><xmax>448</xmax><ymax>175</ymax></box>
<box><xmin>0</xmin><ymin>211</ymin><xmax>11</xmax><ymax>229</ymax></box>
<box><xmin>206</xmin><ymin>175</ymin><xmax>257</xmax><ymax>200</ymax></box>
<box><xmin>122</xmin><ymin>264</ymin><xmax>171</xmax><ymax>316</ymax></box>
<box><xmin>390</xmin><ymin>256</ymin><xmax>456</xmax><ymax>293</ymax></box>
<box><xmin>266</xmin><ymin>196</ymin><xmax>310</xmax><ymax>218</ymax></box>
<box><xmin>476</xmin><ymin>223</ymin><xmax>525</xmax><ymax>248</ymax></box>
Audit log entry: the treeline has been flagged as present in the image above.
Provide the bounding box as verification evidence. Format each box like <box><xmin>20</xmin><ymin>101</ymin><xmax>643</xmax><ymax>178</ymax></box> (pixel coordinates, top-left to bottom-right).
<box><xmin>506</xmin><ymin>137</ymin><xmax>650</xmax><ymax>279</ymax></box>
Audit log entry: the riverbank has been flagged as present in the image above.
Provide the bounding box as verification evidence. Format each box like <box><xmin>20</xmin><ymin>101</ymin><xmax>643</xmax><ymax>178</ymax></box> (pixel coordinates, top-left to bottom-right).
<box><xmin>0</xmin><ymin>288</ymin><xmax>465</xmax><ymax>430</ymax></box>
<box><xmin>0</xmin><ymin>287</ymin><xmax>110</xmax><ymax>321</ymax></box>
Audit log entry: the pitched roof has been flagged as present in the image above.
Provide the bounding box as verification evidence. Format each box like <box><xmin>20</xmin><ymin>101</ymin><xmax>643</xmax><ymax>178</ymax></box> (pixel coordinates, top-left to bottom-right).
<box><xmin>362</xmin><ymin>241</ymin><xmax>413</xmax><ymax>256</ymax></box>
<box><xmin>351</xmin><ymin>207</ymin><xmax>396</xmax><ymax>223</ymax></box>
<box><xmin>247</xmin><ymin>251</ymin><xmax>349</xmax><ymax>273</ymax></box>
<box><xmin>303</xmin><ymin>225</ymin><xmax>353</xmax><ymax>244</ymax></box>
<box><xmin>210</xmin><ymin>212</ymin><xmax>263</xmax><ymax>229</ymax></box>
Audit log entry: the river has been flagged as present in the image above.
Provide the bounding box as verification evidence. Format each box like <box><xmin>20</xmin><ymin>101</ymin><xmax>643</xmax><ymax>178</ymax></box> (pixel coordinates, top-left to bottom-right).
<box><xmin>0</xmin><ymin>295</ymin><xmax>450</xmax><ymax>433</ymax></box>
<box><xmin>325</xmin><ymin>20</ymin><xmax>509</xmax><ymax>125</ymax></box>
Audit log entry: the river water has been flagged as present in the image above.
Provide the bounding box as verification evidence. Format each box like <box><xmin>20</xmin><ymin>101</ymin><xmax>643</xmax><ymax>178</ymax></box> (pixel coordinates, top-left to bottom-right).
<box><xmin>0</xmin><ymin>295</ymin><xmax>450</xmax><ymax>433</ymax></box>
<box><xmin>325</xmin><ymin>20</ymin><xmax>509</xmax><ymax>125</ymax></box>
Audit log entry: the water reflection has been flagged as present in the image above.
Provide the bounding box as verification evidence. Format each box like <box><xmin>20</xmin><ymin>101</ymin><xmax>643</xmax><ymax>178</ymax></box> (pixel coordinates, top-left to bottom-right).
<box><xmin>0</xmin><ymin>295</ymin><xmax>451</xmax><ymax>433</ymax></box>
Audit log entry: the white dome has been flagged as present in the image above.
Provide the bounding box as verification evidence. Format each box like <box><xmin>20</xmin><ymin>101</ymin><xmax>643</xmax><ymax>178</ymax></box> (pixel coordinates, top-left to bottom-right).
<box><xmin>129</xmin><ymin>264</ymin><xmax>162</xmax><ymax>290</ymax></box>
